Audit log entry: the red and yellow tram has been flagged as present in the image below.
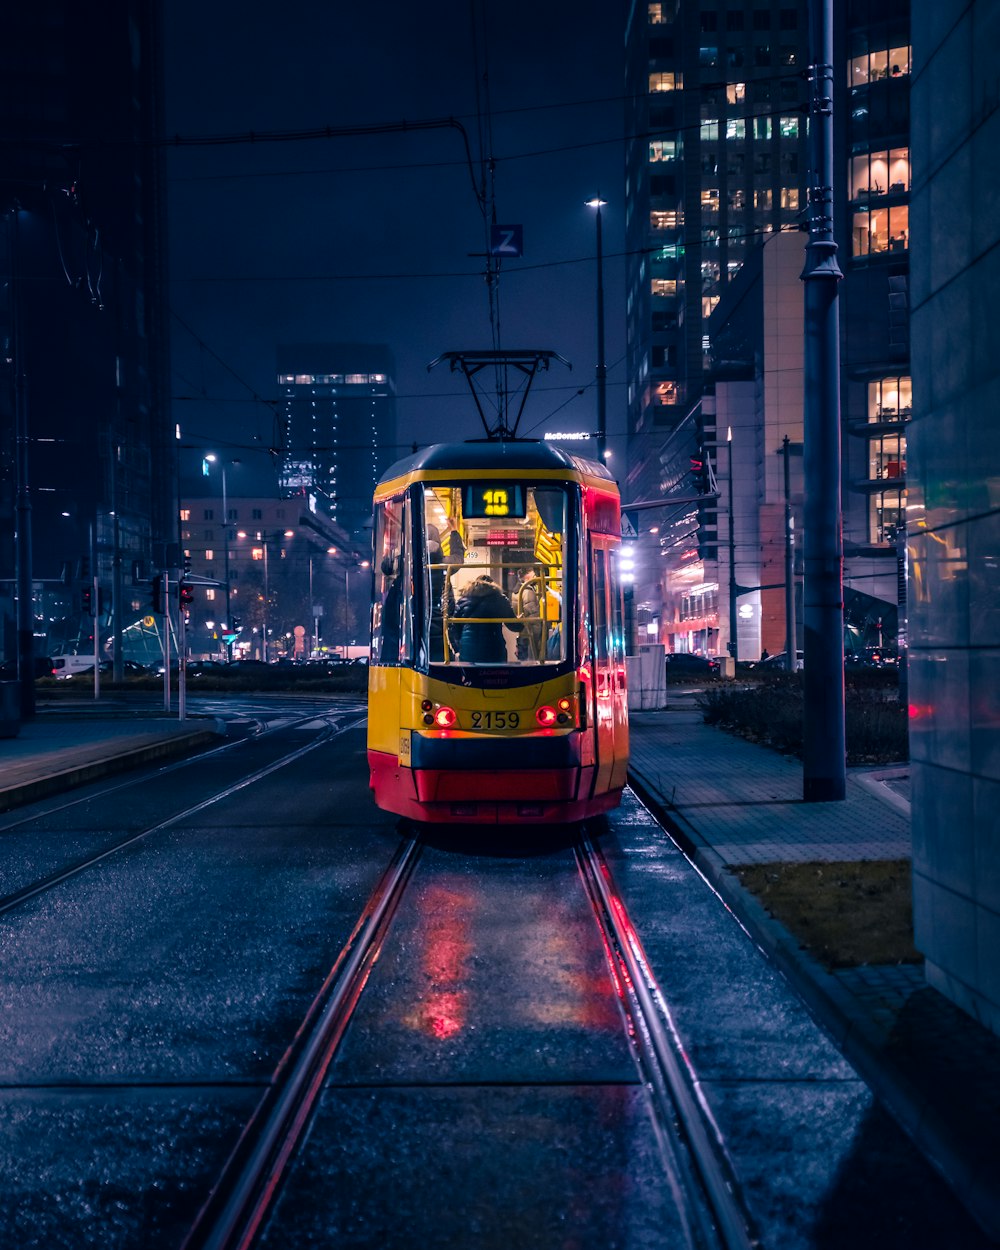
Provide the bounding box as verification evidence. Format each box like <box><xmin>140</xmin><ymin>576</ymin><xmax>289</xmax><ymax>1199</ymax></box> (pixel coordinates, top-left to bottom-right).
<box><xmin>367</xmin><ymin>439</ymin><xmax>628</xmax><ymax>825</ymax></box>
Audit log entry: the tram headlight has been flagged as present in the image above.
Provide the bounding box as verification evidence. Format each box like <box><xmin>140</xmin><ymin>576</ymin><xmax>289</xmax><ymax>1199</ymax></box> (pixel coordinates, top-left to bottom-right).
<box><xmin>434</xmin><ymin>706</ymin><xmax>457</xmax><ymax>729</ymax></box>
<box><xmin>536</xmin><ymin>705</ymin><xmax>558</xmax><ymax>727</ymax></box>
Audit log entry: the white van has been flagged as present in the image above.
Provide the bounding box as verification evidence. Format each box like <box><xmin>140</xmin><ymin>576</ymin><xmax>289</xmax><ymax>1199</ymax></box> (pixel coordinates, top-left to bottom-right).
<box><xmin>50</xmin><ymin>655</ymin><xmax>97</xmax><ymax>679</ymax></box>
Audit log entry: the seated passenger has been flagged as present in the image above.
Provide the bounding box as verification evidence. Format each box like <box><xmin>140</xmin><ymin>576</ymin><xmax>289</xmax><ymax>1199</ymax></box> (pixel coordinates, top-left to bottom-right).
<box><xmin>448</xmin><ymin>575</ymin><xmax>521</xmax><ymax>663</ymax></box>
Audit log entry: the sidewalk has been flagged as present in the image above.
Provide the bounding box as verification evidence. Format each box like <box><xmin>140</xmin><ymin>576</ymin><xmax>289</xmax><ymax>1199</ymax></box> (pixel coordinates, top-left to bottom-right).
<box><xmin>0</xmin><ymin>707</ymin><xmax>222</xmax><ymax>813</ymax></box>
<box><xmin>628</xmin><ymin>704</ymin><xmax>1000</xmax><ymax>1244</ymax></box>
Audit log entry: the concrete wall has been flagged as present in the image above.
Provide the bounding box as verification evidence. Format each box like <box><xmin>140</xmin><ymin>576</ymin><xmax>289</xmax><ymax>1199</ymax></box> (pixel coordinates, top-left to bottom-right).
<box><xmin>909</xmin><ymin>0</ymin><xmax>1000</xmax><ymax>1035</ymax></box>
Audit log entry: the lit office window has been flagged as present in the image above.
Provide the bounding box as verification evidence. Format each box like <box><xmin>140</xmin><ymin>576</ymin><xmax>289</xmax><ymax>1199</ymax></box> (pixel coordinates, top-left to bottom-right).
<box><xmin>848</xmin><ymin>45</ymin><xmax>911</xmax><ymax>86</ymax></box>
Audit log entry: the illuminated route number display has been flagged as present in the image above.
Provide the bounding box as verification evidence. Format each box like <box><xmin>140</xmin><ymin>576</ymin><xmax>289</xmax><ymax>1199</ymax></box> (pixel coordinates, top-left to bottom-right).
<box><xmin>462</xmin><ymin>483</ymin><xmax>526</xmax><ymax>518</ymax></box>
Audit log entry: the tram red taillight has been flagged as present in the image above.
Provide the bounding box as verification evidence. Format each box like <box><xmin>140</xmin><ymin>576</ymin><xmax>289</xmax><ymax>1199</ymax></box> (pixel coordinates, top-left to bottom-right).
<box><xmin>536</xmin><ymin>705</ymin><xmax>558</xmax><ymax>727</ymax></box>
<box><xmin>434</xmin><ymin>706</ymin><xmax>457</xmax><ymax>729</ymax></box>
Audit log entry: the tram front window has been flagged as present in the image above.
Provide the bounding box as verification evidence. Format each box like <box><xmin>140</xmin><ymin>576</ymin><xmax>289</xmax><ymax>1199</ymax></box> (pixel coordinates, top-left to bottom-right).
<box><xmin>422</xmin><ymin>482</ymin><xmax>567</xmax><ymax>666</ymax></box>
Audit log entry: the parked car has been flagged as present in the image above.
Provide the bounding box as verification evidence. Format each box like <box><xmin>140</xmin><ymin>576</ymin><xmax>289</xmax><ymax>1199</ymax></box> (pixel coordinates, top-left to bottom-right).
<box><xmin>845</xmin><ymin>647</ymin><xmax>898</xmax><ymax>669</ymax></box>
<box><xmin>756</xmin><ymin>650</ymin><xmax>804</xmax><ymax>671</ymax></box>
<box><xmin>665</xmin><ymin>652</ymin><xmax>720</xmax><ymax>679</ymax></box>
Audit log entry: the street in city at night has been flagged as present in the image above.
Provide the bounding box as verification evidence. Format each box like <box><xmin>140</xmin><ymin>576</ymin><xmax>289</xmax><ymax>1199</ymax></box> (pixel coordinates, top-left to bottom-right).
<box><xmin>1</xmin><ymin>1</ymin><xmax>999</xmax><ymax>1247</ymax></box>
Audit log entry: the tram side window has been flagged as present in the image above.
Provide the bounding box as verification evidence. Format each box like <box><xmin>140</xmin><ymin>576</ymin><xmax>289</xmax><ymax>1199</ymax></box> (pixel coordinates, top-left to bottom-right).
<box><xmin>591</xmin><ymin>543</ymin><xmax>626</xmax><ymax>672</ymax></box>
<box><xmin>592</xmin><ymin>547</ymin><xmax>611</xmax><ymax>666</ymax></box>
<box><xmin>372</xmin><ymin>496</ymin><xmax>412</xmax><ymax>666</ymax></box>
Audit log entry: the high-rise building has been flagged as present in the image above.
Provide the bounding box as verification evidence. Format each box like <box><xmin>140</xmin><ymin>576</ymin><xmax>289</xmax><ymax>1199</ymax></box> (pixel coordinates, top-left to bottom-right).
<box><xmin>0</xmin><ymin>2</ymin><xmax>173</xmax><ymax>664</ymax></box>
<box><xmin>624</xmin><ymin>0</ymin><xmax>910</xmax><ymax>656</ymax></box>
<box><xmin>277</xmin><ymin>345</ymin><xmax>397</xmax><ymax>541</ymax></box>
<box><xmin>909</xmin><ymin>0</ymin><xmax>999</xmax><ymax>1038</ymax></box>
<box><xmin>624</xmin><ymin>1</ymin><xmax>810</xmax><ymax>449</ymax></box>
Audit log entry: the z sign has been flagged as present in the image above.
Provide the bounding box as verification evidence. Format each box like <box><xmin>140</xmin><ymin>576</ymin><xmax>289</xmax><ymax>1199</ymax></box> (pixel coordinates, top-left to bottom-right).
<box><xmin>490</xmin><ymin>224</ymin><xmax>523</xmax><ymax>257</ymax></box>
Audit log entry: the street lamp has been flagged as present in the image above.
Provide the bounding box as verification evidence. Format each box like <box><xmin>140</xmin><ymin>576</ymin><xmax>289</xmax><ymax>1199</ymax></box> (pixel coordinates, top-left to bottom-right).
<box><xmin>585</xmin><ymin>197</ymin><xmax>607</xmax><ymax>463</ymax></box>
<box><xmin>343</xmin><ymin>559</ymin><xmax>371</xmax><ymax>651</ymax></box>
<box><xmin>308</xmin><ymin>545</ymin><xmax>338</xmax><ymax>658</ymax></box>
<box><xmin>204</xmin><ymin>454</ymin><xmax>236</xmax><ymax>660</ymax></box>
<box><xmin>236</xmin><ymin>528</ymin><xmax>294</xmax><ymax>662</ymax></box>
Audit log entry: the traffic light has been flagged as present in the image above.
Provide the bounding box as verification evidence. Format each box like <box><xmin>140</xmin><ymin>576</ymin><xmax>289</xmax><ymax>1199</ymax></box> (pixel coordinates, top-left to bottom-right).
<box><xmin>179</xmin><ymin>580</ymin><xmax>194</xmax><ymax>608</ymax></box>
<box><xmin>232</xmin><ymin>616</ymin><xmax>242</xmax><ymax>631</ymax></box>
<box><xmin>81</xmin><ymin>586</ymin><xmax>94</xmax><ymax>616</ymax></box>
<box><xmin>690</xmin><ymin>454</ymin><xmax>709</xmax><ymax>496</ymax></box>
<box><xmin>151</xmin><ymin>574</ymin><xmax>164</xmax><ymax>614</ymax></box>
<box><xmin>693</xmin><ymin>450</ymin><xmax>718</xmax><ymax>561</ymax></box>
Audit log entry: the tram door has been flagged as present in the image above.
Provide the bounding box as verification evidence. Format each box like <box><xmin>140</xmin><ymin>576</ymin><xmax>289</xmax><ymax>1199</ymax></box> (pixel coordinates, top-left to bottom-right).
<box><xmin>590</xmin><ymin>540</ymin><xmax>628</xmax><ymax>794</ymax></box>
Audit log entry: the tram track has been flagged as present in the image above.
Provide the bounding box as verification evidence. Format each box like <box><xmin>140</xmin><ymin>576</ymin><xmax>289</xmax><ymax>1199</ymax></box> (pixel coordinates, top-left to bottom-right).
<box><xmin>0</xmin><ymin>703</ymin><xmax>367</xmax><ymax>836</ymax></box>
<box><xmin>0</xmin><ymin>709</ymin><xmax>368</xmax><ymax>918</ymax></box>
<box><xmin>176</xmin><ymin>815</ymin><xmax>760</xmax><ymax>1250</ymax></box>
<box><xmin>576</xmin><ymin>831</ymin><xmax>760</xmax><ymax>1250</ymax></box>
<box><xmin>182</xmin><ymin>836</ymin><xmax>422</xmax><ymax>1250</ymax></box>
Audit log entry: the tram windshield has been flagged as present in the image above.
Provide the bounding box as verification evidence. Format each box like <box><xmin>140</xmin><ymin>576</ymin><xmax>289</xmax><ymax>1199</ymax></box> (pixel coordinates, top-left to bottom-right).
<box><xmin>421</xmin><ymin>481</ymin><xmax>568</xmax><ymax>666</ymax></box>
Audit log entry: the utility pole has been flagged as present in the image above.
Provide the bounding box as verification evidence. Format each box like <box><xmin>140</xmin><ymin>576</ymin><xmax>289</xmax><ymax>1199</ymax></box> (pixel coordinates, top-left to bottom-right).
<box><xmin>586</xmin><ymin>198</ymin><xmax>608</xmax><ymax>462</ymax></box>
<box><xmin>801</xmin><ymin>0</ymin><xmax>846</xmax><ymax>800</ymax></box>
<box><xmin>11</xmin><ymin>207</ymin><xmax>35</xmax><ymax>720</ymax></box>
<box><xmin>727</xmin><ymin>436</ymin><xmax>738</xmax><ymax>663</ymax></box>
<box><xmin>782</xmin><ymin>436</ymin><xmax>798</xmax><ymax>672</ymax></box>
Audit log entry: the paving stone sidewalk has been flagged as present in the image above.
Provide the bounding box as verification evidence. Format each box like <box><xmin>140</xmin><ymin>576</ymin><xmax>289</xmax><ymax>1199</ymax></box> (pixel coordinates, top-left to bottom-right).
<box><xmin>627</xmin><ymin>706</ymin><xmax>1000</xmax><ymax>1243</ymax></box>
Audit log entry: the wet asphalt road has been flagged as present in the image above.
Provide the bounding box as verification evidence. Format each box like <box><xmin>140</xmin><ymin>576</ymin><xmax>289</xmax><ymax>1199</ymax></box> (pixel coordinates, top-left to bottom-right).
<box><xmin>0</xmin><ymin>700</ymin><xmax>989</xmax><ymax>1249</ymax></box>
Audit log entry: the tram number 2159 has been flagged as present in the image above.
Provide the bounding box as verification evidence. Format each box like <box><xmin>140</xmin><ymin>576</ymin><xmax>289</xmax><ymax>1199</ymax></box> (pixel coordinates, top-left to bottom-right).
<box><xmin>470</xmin><ymin>710</ymin><xmax>521</xmax><ymax>730</ymax></box>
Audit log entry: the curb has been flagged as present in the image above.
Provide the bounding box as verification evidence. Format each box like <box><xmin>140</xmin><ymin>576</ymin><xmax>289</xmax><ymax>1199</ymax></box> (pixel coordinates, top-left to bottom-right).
<box><xmin>0</xmin><ymin>729</ymin><xmax>221</xmax><ymax>815</ymax></box>
<box><xmin>627</xmin><ymin>767</ymin><xmax>1000</xmax><ymax>1243</ymax></box>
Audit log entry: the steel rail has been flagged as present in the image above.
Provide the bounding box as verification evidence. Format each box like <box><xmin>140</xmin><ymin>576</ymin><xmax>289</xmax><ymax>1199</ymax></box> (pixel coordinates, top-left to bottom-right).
<box><xmin>0</xmin><ymin>712</ymin><xmax>367</xmax><ymax>917</ymax></box>
<box><xmin>182</xmin><ymin>836</ymin><xmax>422</xmax><ymax>1250</ymax></box>
<box><xmin>0</xmin><ymin>702</ymin><xmax>364</xmax><ymax>834</ymax></box>
<box><xmin>576</xmin><ymin>834</ymin><xmax>760</xmax><ymax>1250</ymax></box>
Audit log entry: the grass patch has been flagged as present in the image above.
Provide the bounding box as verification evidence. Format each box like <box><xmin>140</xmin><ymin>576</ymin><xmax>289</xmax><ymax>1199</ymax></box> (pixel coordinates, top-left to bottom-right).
<box><xmin>732</xmin><ymin>859</ymin><xmax>922</xmax><ymax>969</ymax></box>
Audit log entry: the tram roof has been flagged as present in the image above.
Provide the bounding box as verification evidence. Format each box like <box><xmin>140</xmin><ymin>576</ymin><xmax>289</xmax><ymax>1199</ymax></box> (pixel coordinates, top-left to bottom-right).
<box><xmin>377</xmin><ymin>439</ymin><xmax>615</xmax><ymax>487</ymax></box>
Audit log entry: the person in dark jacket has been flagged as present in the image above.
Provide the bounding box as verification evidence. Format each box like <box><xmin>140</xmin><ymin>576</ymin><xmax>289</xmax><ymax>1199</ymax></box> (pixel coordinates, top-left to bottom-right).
<box><xmin>448</xmin><ymin>575</ymin><xmax>521</xmax><ymax>662</ymax></box>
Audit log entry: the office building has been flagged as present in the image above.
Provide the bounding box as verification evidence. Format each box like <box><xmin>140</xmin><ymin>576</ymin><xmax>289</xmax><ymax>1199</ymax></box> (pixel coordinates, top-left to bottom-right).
<box><xmin>277</xmin><ymin>344</ymin><xmax>397</xmax><ymax>542</ymax></box>
<box><xmin>624</xmin><ymin>0</ymin><xmax>909</xmax><ymax>655</ymax></box>
<box><xmin>0</xmin><ymin>2</ymin><xmax>173</xmax><ymax>664</ymax></box>
<box><xmin>178</xmin><ymin>494</ymin><xmax>361</xmax><ymax>661</ymax></box>
<box><xmin>909</xmin><ymin>0</ymin><xmax>999</xmax><ymax>1037</ymax></box>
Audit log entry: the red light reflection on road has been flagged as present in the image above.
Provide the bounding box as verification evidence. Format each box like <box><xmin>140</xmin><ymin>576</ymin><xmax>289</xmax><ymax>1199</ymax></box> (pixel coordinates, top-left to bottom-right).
<box><xmin>404</xmin><ymin>883</ymin><xmax>471</xmax><ymax>1041</ymax></box>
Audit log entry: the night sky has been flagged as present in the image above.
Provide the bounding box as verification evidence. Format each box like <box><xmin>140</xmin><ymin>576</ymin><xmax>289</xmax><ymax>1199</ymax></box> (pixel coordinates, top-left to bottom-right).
<box><xmin>164</xmin><ymin>2</ymin><xmax>629</xmax><ymax>495</ymax></box>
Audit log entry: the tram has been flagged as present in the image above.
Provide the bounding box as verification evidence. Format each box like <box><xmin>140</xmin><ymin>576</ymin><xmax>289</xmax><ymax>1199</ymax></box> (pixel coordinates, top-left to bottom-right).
<box><xmin>367</xmin><ymin>438</ymin><xmax>629</xmax><ymax>825</ymax></box>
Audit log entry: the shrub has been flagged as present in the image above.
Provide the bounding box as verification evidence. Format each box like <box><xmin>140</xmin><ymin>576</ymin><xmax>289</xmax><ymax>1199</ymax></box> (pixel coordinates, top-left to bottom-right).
<box><xmin>697</xmin><ymin>671</ymin><xmax>908</xmax><ymax>764</ymax></box>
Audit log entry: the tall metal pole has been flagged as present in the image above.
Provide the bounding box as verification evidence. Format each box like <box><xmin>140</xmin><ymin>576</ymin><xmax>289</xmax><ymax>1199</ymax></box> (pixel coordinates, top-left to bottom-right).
<box><xmin>727</xmin><ymin>437</ymin><xmax>738</xmax><ymax>662</ymax></box>
<box><xmin>782</xmin><ymin>436</ymin><xmax>798</xmax><ymax>672</ymax></box>
<box><xmin>801</xmin><ymin>0</ymin><xmax>846</xmax><ymax>801</ymax></box>
<box><xmin>587</xmin><ymin>198</ymin><xmax>607</xmax><ymax>463</ymax></box>
<box><xmin>11</xmin><ymin>207</ymin><xmax>35</xmax><ymax>720</ymax></box>
<box><xmin>221</xmin><ymin>465</ymin><xmax>232</xmax><ymax>662</ymax></box>
<box><xmin>262</xmin><ymin>540</ymin><xmax>269</xmax><ymax>664</ymax></box>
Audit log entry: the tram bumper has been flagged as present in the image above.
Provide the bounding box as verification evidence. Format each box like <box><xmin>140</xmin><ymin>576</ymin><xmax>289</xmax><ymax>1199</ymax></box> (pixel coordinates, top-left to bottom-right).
<box><xmin>412</xmin><ymin>730</ymin><xmax>582</xmax><ymax>802</ymax></box>
<box><xmin>368</xmin><ymin>730</ymin><xmax>608</xmax><ymax>824</ymax></box>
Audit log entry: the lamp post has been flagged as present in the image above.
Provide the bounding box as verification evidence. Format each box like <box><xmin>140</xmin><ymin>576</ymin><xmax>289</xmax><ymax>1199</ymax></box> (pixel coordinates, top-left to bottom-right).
<box><xmin>727</xmin><ymin>431</ymin><xmax>738</xmax><ymax>663</ymax></box>
<box><xmin>237</xmin><ymin>528</ymin><xmax>293</xmax><ymax>662</ymax></box>
<box><xmin>309</xmin><ymin>545</ymin><xmax>338</xmax><ymax>659</ymax></box>
<box><xmin>204</xmin><ymin>454</ymin><xmax>234</xmax><ymax>661</ymax></box>
<box><xmin>585</xmin><ymin>198</ymin><xmax>607</xmax><ymax>463</ymax></box>
<box><xmin>10</xmin><ymin>205</ymin><xmax>35</xmax><ymax>719</ymax></box>
<box><xmin>343</xmin><ymin>559</ymin><xmax>370</xmax><ymax>652</ymax></box>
